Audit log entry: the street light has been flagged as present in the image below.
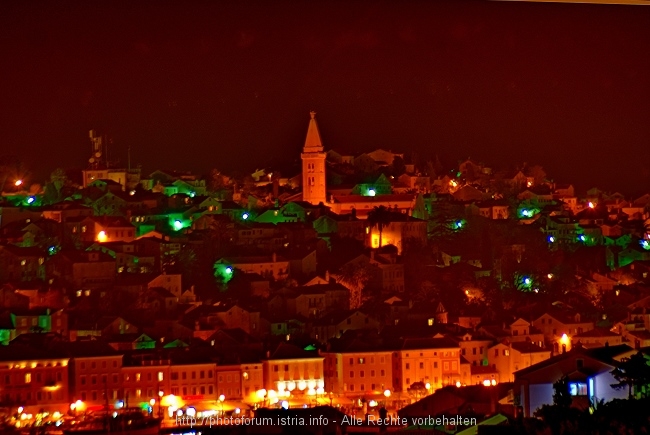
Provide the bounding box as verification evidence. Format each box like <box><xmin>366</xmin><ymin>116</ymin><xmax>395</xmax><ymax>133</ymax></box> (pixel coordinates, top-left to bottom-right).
<box><xmin>218</xmin><ymin>394</ymin><xmax>225</xmax><ymax>416</ymax></box>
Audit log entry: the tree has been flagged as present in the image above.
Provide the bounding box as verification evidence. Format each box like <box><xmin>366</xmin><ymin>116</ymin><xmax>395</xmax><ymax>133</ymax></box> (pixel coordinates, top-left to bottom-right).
<box><xmin>407</xmin><ymin>382</ymin><xmax>428</xmax><ymax>401</ymax></box>
<box><xmin>611</xmin><ymin>351</ymin><xmax>650</xmax><ymax>398</ymax></box>
<box><xmin>390</xmin><ymin>156</ymin><xmax>406</xmax><ymax>177</ymax></box>
<box><xmin>367</xmin><ymin>206</ymin><xmax>393</xmax><ymax>249</ymax></box>
<box><xmin>552</xmin><ymin>376</ymin><xmax>572</xmax><ymax>408</ymax></box>
<box><xmin>336</xmin><ymin>261</ymin><xmax>374</xmax><ymax>309</ymax></box>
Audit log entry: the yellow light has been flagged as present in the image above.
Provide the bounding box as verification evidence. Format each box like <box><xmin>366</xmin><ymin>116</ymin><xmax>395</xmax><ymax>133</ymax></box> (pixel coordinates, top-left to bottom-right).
<box><xmin>425</xmin><ymin>382</ymin><xmax>431</xmax><ymax>390</ymax></box>
<box><xmin>15</xmin><ymin>180</ymin><xmax>23</xmax><ymax>186</ymax></box>
<box><xmin>219</xmin><ymin>394</ymin><xmax>225</xmax><ymax>402</ymax></box>
<box><xmin>97</xmin><ymin>231</ymin><xmax>108</xmax><ymax>242</ymax></box>
<box><xmin>52</xmin><ymin>412</ymin><xmax>61</xmax><ymax>419</ymax></box>
<box><xmin>256</xmin><ymin>389</ymin><xmax>267</xmax><ymax>399</ymax></box>
<box><xmin>483</xmin><ymin>380</ymin><xmax>491</xmax><ymax>387</ymax></box>
<box><xmin>491</xmin><ymin>379</ymin><xmax>497</xmax><ymax>386</ymax></box>
<box><xmin>560</xmin><ymin>333</ymin><xmax>570</xmax><ymax>345</ymax></box>
<box><xmin>384</xmin><ymin>389</ymin><xmax>391</xmax><ymax>397</ymax></box>
<box><xmin>149</xmin><ymin>399</ymin><xmax>155</xmax><ymax>406</ymax></box>
<box><xmin>455</xmin><ymin>381</ymin><xmax>461</xmax><ymax>388</ymax></box>
<box><xmin>298</xmin><ymin>380</ymin><xmax>307</xmax><ymax>391</ymax></box>
<box><xmin>588</xmin><ymin>202</ymin><xmax>595</xmax><ymax>209</ymax></box>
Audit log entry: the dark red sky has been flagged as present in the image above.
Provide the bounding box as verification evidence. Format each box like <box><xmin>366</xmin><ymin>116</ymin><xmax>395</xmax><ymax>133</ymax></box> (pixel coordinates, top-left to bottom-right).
<box><xmin>1</xmin><ymin>0</ymin><xmax>649</xmax><ymax>194</ymax></box>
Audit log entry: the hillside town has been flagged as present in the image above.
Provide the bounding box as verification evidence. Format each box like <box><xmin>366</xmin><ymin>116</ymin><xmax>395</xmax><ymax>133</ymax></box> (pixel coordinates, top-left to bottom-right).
<box><xmin>1</xmin><ymin>113</ymin><xmax>649</xmax><ymax>433</ymax></box>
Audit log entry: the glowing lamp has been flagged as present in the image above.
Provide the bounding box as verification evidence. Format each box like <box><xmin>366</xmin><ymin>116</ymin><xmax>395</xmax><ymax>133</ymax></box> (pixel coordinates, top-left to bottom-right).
<box><xmin>578</xmin><ymin>235</ymin><xmax>586</xmax><ymax>242</ymax></box>
<box><xmin>287</xmin><ymin>381</ymin><xmax>296</xmax><ymax>391</ymax></box>
<box><xmin>298</xmin><ymin>380</ymin><xmax>307</xmax><ymax>391</ymax></box>
<box><xmin>491</xmin><ymin>379</ymin><xmax>497</xmax><ymax>386</ymax></box>
<box><xmin>455</xmin><ymin>381</ymin><xmax>461</xmax><ymax>388</ymax></box>
<box><xmin>256</xmin><ymin>389</ymin><xmax>267</xmax><ymax>399</ymax></box>
<box><xmin>225</xmin><ymin>266</ymin><xmax>233</xmax><ymax>275</ymax></box>
<box><xmin>27</xmin><ymin>197</ymin><xmax>35</xmax><ymax>204</ymax></box>
<box><xmin>560</xmin><ymin>333</ymin><xmax>570</xmax><ymax>345</ymax></box>
<box><xmin>317</xmin><ymin>379</ymin><xmax>324</xmax><ymax>389</ymax></box>
<box><xmin>367</xmin><ymin>188</ymin><xmax>376</xmax><ymax>197</ymax></box>
<box><xmin>219</xmin><ymin>394</ymin><xmax>225</xmax><ymax>402</ymax></box>
<box><xmin>588</xmin><ymin>202</ymin><xmax>594</xmax><ymax>209</ymax></box>
<box><xmin>281</xmin><ymin>401</ymin><xmax>289</xmax><ymax>410</ymax></box>
<box><xmin>242</xmin><ymin>212</ymin><xmax>249</xmax><ymax>220</ymax></box>
<box><xmin>97</xmin><ymin>231</ymin><xmax>108</xmax><ymax>243</ymax></box>
<box><xmin>173</xmin><ymin>220</ymin><xmax>183</xmax><ymax>231</ymax></box>
<box><xmin>548</xmin><ymin>236</ymin><xmax>555</xmax><ymax>243</ymax></box>
<box><xmin>15</xmin><ymin>180</ymin><xmax>23</xmax><ymax>186</ymax></box>
<box><xmin>368</xmin><ymin>400</ymin><xmax>378</xmax><ymax>407</ymax></box>
<box><xmin>425</xmin><ymin>382</ymin><xmax>431</xmax><ymax>390</ymax></box>
<box><xmin>307</xmin><ymin>380</ymin><xmax>316</xmax><ymax>390</ymax></box>
<box><xmin>483</xmin><ymin>380</ymin><xmax>491</xmax><ymax>387</ymax></box>
<box><xmin>149</xmin><ymin>399</ymin><xmax>155</xmax><ymax>406</ymax></box>
<box><xmin>641</xmin><ymin>240</ymin><xmax>650</xmax><ymax>250</ymax></box>
<box><xmin>524</xmin><ymin>277</ymin><xmax>531</xmax><ymax>286</ymax></box>
<box><xmin>384</xmin><ymin>389</ymin><xmax>391</xmax><ymax>397</ymax></box>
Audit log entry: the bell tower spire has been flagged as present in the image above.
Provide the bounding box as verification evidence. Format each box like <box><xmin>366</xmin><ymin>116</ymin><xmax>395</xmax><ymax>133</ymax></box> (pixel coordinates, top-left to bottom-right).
<box><xmin>301</xmin><ymin>111</ymin><xmax>327</xmax><ymax>205</ymax></box>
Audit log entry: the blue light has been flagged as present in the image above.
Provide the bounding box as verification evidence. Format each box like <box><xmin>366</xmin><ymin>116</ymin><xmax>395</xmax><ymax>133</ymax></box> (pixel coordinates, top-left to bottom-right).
<box><xmin>578</xmin><ymin>235</ymin><xmax>586</xmax><ymax>242</ymax></box>
<box><xmin>455</xmin><ymin>220</ymin><xmax>463</xmax><ymax>229</ymax></box>
<box><xmin>641</xmin><ymin>240</ymin><xmax>650</xmax><ymax>251</ymax></box>
<box><xmin>548</xmin><ymin>236</ymin><xmax>555</xmax><ymax>243</ymax></box>
<box><xmin>242</xmin><ymin>212</ymin><xmax>249</xmax><ymax>220</ymax></box>
<box><xmin>27</xmin><ymin>196</ymin><xmax>35</xmax><ymax>204</ymax></box>
<box><xmin>367</xmin><ymin>188</ymin><xmax>376</xmax><ymax>197</ymax></box>
<box><xmin>524</xmin><ymin>277</ymin><xmax>531</xmax><ymax>286</ymax></box>
<box><xmin>225</xmin><ymin>267</ymin><xmax>233</xmax><ymax>274</ymax></box>
<box><xmin>173</xmin><ymin>220</ymin><xmax>183</xmax><ymax>231</ymax></box>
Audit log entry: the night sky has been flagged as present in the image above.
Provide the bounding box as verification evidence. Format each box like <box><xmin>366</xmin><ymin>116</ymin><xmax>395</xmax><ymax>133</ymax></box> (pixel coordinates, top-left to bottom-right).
<box><xmin>1</xmin><ymin>1</ymin><xmax>649</xmax><ymax>194</ymax></box>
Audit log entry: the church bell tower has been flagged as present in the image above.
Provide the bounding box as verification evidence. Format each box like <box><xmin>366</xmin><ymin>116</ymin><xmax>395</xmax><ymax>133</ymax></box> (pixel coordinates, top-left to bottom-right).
<box><xmin>301</xmin><ymin>111</ymin><xmax>327</xmax><ymax>205</ymax></box>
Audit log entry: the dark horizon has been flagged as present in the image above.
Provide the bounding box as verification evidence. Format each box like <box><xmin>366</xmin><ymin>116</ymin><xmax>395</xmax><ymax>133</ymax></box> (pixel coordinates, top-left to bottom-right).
<box><xmin>1</xmin><ymin>0</ymin><xmax>649</xmax><ymax>195</ymax></box>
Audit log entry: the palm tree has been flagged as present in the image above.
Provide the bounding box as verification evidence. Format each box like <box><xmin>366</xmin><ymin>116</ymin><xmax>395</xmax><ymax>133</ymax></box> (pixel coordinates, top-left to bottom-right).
<box><xmin>367</xmin><ymin>205</ymin><xmax>393</xmax><ymax>249</ymax></box>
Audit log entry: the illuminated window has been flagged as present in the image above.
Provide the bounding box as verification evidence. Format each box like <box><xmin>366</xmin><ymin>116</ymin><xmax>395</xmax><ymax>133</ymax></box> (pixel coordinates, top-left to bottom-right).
<box><xmin>158</xmin><ymin>372</ymin><xmax>163</xmax><ymax>382</ymax></box>
<box><xmin>428</xmin><ymin>318</ymin><xmax>434</xmax><ymax>326</ymax></box>
<box><xmin>569</xmin><ymin>382</ymin><xmax>588</xmax><ymax>396</ymax></box>
<box><xmin>25</xmin><ymin>373</ymin><xmax>31</xmax><ymax>383</ymax></box>
<box><xmin>136</xmin><ymin>389</ymin><xmax>142</xmax><ymax>398</ymax></box>
<box><xmin>135</xmin><ymin>373</ymin><xmax>141</xmax><ymax>382</ymax></box>
<box><xmin>21</xmin><ymin>260</ymin><xmax>26</xmax><ymax>266</ymax></box>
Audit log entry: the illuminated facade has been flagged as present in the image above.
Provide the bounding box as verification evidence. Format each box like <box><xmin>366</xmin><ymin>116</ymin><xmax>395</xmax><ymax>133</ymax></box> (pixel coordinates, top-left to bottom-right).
<box><xmin>0</xmin><ymin>351</ymin><xmax>69</xmax><ymax>411</ymax></box>
<box><xmin>301</xmin><ymin>111</ymin><xmax>327</xmax><ymax>206</ymax></box>
<box><xmin>322</xmin><ymin>350</ymin><xmax>394</xmax><ymax>397</ymax></box>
